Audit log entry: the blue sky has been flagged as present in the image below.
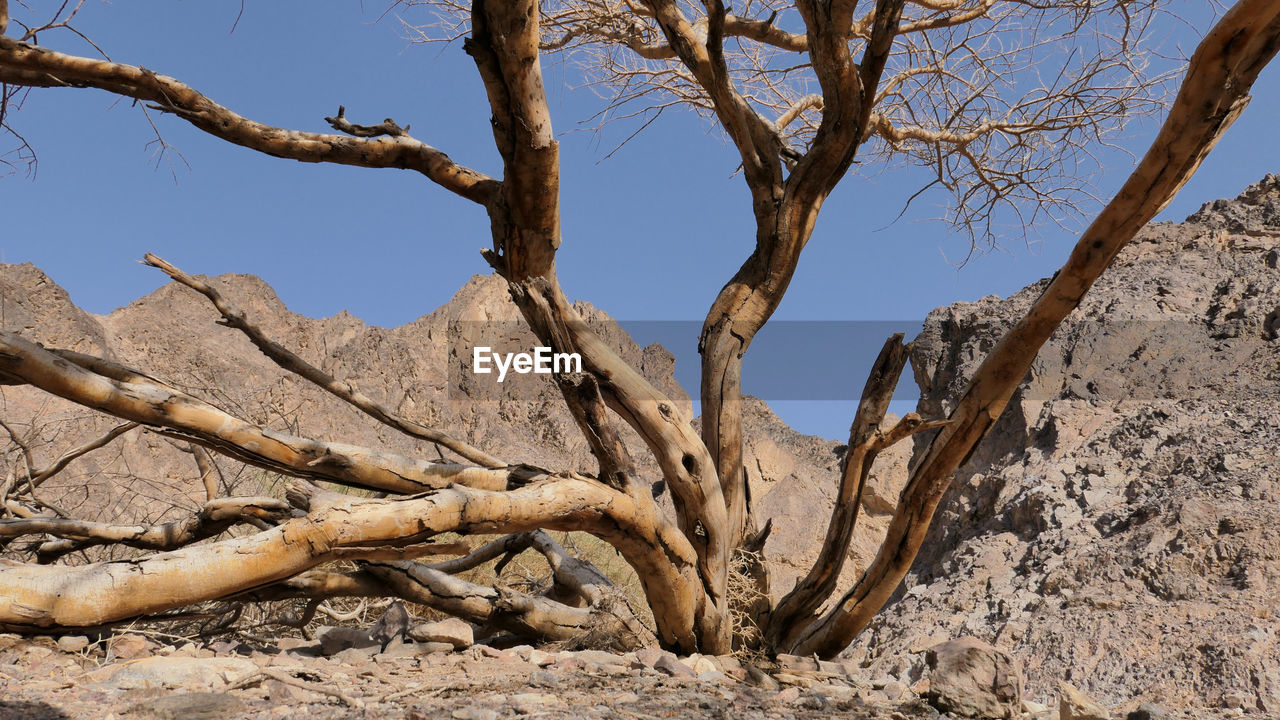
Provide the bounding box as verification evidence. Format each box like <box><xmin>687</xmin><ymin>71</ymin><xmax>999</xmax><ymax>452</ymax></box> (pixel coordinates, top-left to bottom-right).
<box><xmin>2</xmin><ymin>2</ymin><xmax>1277</xmax><ymax>440</ymax></box>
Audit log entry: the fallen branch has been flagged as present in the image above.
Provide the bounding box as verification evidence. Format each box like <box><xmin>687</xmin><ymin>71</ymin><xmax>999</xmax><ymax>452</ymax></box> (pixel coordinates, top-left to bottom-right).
<box><xmin>0</xmin><ymin>332</ymin><xmax>537</xmax><ymax>494</ymax></box>
<box><xmin>141</xmin><ymin>253</ymin><xmax>503</xmax><ymax>469</ymax></box>
<box><xmin>0</xmin><ymin>496</ymin><xmax>293</xmax><ymax>561</ymax></box>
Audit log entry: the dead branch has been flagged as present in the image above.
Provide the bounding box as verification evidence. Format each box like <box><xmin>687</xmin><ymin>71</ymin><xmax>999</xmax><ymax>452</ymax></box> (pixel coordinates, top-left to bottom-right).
<box><xmin>0</xmin><ymin>496</ymin><xmax>292</xmax><ymax>562</ymax></box>
<box><xmin>26</xmin><ymin>421</ymin><xmax>137</xmax><ymax>489</ymax></box>
<box><xmin>189</xmin><ymin>443</ymin><xmax>223</xmax><ymax>503</ymax></box>
<box><xmin>323</xmin><ymin>105</ymin><xmax>407</xmax><ymax>138</ymax></box>
<box><xmin>0</xmin><ymin>332</ymin><xmax>538</xmax><ymax>494</ymax></box>
<box><xmin>0</xmin><ymin>475</ymin><xmax>700</xmax><ymax>650</ymax></box>
<box><xmin>766</xmin><ymin>334</ymin><xmax>912</xmax><ymax>648</ymax></box>
<box><xmin>0</xmin><ymin>37</ymin><xmax>498</xmax><ymax>204</ymax></box>
<box><xmin>141</xmin><ymin>253</ymin><xmax>504</xmax><ymax>469</ymax></box>
<box><xmin>228</xmin><ymin>666</ymin><xmax>364</xmax><ymax>709</ymax></box>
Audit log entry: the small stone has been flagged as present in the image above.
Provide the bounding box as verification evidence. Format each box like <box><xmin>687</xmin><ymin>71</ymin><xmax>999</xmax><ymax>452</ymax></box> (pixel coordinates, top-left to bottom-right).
<box><xmin>528</xmin><ymin>669</ymin><xmax>559</xmax><ymax>688</ymax></box>
<box><xmin>527</xmin><ymin>649</ymin><xmax>555</xmax><ymax>667</ymax></box>
<box><xmin>633</xmin><ymin>648</ymin><xmax>667</xmax><ymax>668</ymax></box>
<box><xmin>108</xmin><ymin>634</ymin><xmax>157</xmax><ymax>659</ymax></box>
<box><xmin>474</xmin><ymin>645</ymin><xmax>509</xmax><ymax>660</ymax></box>
<box><xmin>408</xmin><ymin>618</ymin><xmax>474</xmax><ymax>649</ymax></box>
<box><xmin>926</xmin><ymin>637</ymin><xmax>1022</xmax><ymax>719</ymax></box>
<box><xmin>509</xmin><ymin>692</ymin><xmax>562</xmax><ymax>714</ymax></box>
<box><xmin>613</xmin><ymin>692</ymin><xmax>641</xmax><ymax>703</ymax></box>
<box><xmin>745</xmin><ymin>664</ymin><xmax>780</xmax><ymax>691</ymax></box>
<box><xmin>452</xmin><ymin>709</ymin><xmax>499</xmax><ymax>720</ymax></box>
<box><xmin>776</xmin><ymin>653</ymin><xmax>821</xmax><ymax>672</ymax></box>
<box><xmin>169</xmin><ymin>643</ymin><xmax>199</xmax><ymax>658</ymax></box>
<box><xmin>795</xmin><ymin>690</ymin><xmax>830</xmax><ymax>710</ymax></box>
<box><xmin>697</xmin><ymin>670</ymin><xmax>728</xmax><ymax>684</ymax></box>
<box><xmin>549</xmin><ymin>657</ymin><xmax>585</xmax><ymax>672</ymax></box>
<box><xmin>332</xmin><ymin>646</ymin><xmax>377</xmax><ymax>665</ymax></box>
<box><xmin>1222</xmin><ymin>691</ymin><xmax>1252</xmax><ymax>710</ymax></box>
<box><xmin>1024</xmin><ymin>699</ymin><xmax>1049</xmax><ymax>713</ymax></box>
<box><xmin>775</xmin><ymin>687</ymin><xmax>801</xmax><ymax>703</ymax></box>
<box><xmin>573</xmin><ymin>649</ymin><xmax>622</xmax><ymax>666</ymax></box>
<box><xmin>317</xmin><ymin>627</ymin><xmax>377</xmax><ymax>656</ymax></box>
<box><xmin>1059</xmin><ymin>681</ymin><xmax>1110</xmax><ymax>720</ymax></box>
<box><xmin>881</xmin><ymin>680</ymin><xmax>908</xmax><ymax>701</ymax></box>
<box><xmin>105</xmin><ymin>657</ymin><xmax>257</xmax><ymax>690</ymax></box>
<box><xmin>691</xmin><ymin>656</ymin><xmax>718</xmax><ymax>675</ymax></box>
<box><xmin>653</xmin><ymin>654</ymin><xmax>696</xmax><ymax>678</ymax></box>
<box><xmin>1127</xmin><ymin>703</ymin><xmax>1168</xmax><ymax>720</ymax></box>
<box><xmin>56</xmin><ymin>635</ymin><xmax>90</xmax><ymax>653</ymax></box>
<box><xmin>714</xmin><ymin>655</ymin><xmax>743</xmax><ymax>676</ymax></box>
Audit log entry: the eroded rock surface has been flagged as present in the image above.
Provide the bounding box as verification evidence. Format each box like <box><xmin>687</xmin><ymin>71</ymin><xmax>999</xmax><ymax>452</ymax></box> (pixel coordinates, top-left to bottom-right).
<box><xmin>849</xmin><ymin>175</ymin><xmax>1280</xmax><ymax>714</ymax></box>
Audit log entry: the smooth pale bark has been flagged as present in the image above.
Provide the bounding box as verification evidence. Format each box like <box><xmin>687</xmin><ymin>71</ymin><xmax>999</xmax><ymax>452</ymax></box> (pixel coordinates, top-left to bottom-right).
<box><xmin>0</xmin><ymin>332</ymin><xmax>538</xmax><ymax>494</ymax></box>
<box><xmin>789</xmin><ymin>0</ymin><xmax>1280</xmax><ymax>658</ymax></box>
<box><xmin>0</xmin><ymin>476</ymin><xmax>702</xmax><ymax>648</ymax></box>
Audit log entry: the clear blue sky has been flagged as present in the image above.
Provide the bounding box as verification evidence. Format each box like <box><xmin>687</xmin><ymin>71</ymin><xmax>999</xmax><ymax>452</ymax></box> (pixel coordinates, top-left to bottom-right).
<box><xmin>2</xmin><ymin>2</ymin><xmax>1277</xmax><ymax>439</ymax></box>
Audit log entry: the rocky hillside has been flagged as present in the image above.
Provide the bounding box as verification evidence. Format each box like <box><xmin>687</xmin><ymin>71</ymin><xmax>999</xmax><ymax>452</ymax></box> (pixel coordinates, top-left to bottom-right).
<box><xmin>850</xmin><ymin>175</ymin><xmax>1280</xmax><ymax>714</ymax></box>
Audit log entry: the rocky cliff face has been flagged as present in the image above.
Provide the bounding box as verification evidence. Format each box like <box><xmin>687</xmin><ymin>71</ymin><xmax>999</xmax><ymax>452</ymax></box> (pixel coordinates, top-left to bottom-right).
<box><xmin>851</xmin><ymin>175</ymin><xmax>1280</xmax><ymax>713</ymax></box>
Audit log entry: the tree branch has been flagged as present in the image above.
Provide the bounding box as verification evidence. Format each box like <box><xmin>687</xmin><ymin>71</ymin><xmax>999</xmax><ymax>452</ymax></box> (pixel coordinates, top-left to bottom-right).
<box><xmin>1</xmin><ymin>496</ymin><xmax>293</xmax><ymax>562</ymax></box>
<box><xmin>0</xmin><ymin>476</ymin><xmax>701</xmax><ymax>651</ymax></box>
<box><xmin>141</xmin><ymin>253</ymin><xmax>505</xmax><ymax>469</ymax></box>
<box><xmin>0</xmin><ymin>332</ymin><xmax>538</xmax><ymax>494</ymax></box>
<box><xmin>0</xmin><ymin>37</ymin><xmax>499</xmax><ymax>204</ymax></box>
<box><xmin>26</xmin><ymin>421</ymin><xmax>137</xmax><ymax>489</ymax></box>
<box><xmin>766</xmin><ymin>334</ymin><xmax>913</xmax><ymax>648</ymax></box>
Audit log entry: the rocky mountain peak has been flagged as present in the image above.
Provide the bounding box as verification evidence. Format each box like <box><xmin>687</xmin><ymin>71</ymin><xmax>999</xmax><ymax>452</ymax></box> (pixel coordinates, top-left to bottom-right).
<box><xmin>1186</xmin><ymin>172</ymin><xmax>1280</xmax><ymax>234</ymax></box>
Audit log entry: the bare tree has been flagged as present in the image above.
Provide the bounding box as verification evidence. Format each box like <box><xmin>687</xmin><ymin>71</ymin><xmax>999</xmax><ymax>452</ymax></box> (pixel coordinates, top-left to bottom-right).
<box><xmin>0</xmin><ymin>0</ymin><xmax>1277</xmax><ymax>657</ymax></box>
